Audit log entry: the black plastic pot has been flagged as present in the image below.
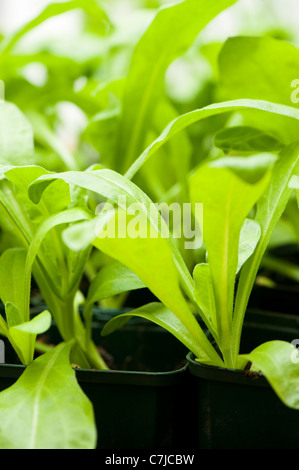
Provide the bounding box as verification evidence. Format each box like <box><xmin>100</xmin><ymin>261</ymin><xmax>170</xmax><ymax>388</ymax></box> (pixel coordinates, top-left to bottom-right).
<box><xmin>187</xmin><ymin>309</ymin><xmax>299</xmax><ymax>449</ymax></box>
<box><xmin>0</xmin><ymin>308</ymin><xmax>190</xmax><ymax>450</ymax></box>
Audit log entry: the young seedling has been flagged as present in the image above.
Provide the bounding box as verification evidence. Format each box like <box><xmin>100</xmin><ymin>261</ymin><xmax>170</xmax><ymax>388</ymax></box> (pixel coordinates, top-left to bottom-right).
<box><xmin>27</xmin><ymin>96</ymin><xmax>299</xmax><ymax>409</ymax></box>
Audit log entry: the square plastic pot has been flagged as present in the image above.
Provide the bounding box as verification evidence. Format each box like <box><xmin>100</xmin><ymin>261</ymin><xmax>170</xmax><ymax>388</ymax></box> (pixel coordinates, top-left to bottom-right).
<box><xmin>187</xmin><ymin>309</ymin><xmax>299</xmax><ymax>449</ymax></box>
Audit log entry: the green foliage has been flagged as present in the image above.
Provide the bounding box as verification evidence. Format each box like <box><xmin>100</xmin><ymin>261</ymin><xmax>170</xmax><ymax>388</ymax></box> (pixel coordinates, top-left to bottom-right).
<box><xmin>0</xmin><ymin>342</ymin><xmax>96</xmax><ymax>449</ymax></box>
<box><xmin>1</xmin><ymin>0</ymin><xmax>299</xmax><ymax>450</ymax></box>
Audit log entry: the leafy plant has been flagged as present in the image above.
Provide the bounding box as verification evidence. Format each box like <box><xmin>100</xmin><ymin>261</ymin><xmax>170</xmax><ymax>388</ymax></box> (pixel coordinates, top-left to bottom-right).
<box><xmin>1</xmin><ymin>0</ymin><xmax>299</xmax><ymax>450</ymax></box>
<box><xmin>26</xmin><ymin>96</ymin><xmax>299</xmax><ymax>409</ymax></box>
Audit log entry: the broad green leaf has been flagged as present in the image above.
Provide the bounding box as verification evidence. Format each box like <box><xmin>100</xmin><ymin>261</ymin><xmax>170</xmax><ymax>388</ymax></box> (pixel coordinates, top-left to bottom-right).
<box><xmin>218</xmin><ymin>36</ymin><xmax>299</xmax><ymax>143</ymax></box>
<box><xmin>233</xmin><ymin>143</ymin><xmax>299</xmax><ymax>362</ymax></box>
<box><xmin>7</xmin><ymin>307</ymin><xmax>51</xmax><ymax>366</ymax></box>
<box><xmin>242</xmin><ymin>341</ymin><xmax>299</xmax><ymax>409</ymax></box>
<box><xmin>0</xmin><ymin>342</ymin><xmax>97</xmax><ymax>449</ymax></box>
<box><xmin>12</xmin><ymin>310</ymin><xmax>51</xmax><ymax>335</ymax></box>
<box><xmin>117</xmin><ymin>0</ymin><xmax>239</xmax><ymax>172</ymax></box>
<box><xmin>82</xmin><ymin>260</ymin><xmax>146</xmax><ymax>344</ymax></box>
<box><xmin>237</xmin><ymin>219</ymin><xmax>261</xmax><ymax>274</ymax></box>
<box><xmin>189</xmin><ymin>165</ymin><xmax>270</xmax><ymax>363</ymax></box>
<box><xmin>0</xmin><ymin>102</ymin><xmax>34</xmax><ymax>165</ymax></box>
<box><xmin>101</xmin><ymin>302</ymin><xmax>218</xmax><ymax>365</ymax></box>
<box><xmin>125</xmin><ymin>99</ymin><xmax>299</xmax><ymax>181</ymax></box>
<box><xmin>214</xmin><ymin>126</ymin><xmax>283</xmax><ymax>154</ymax></box>
<box><xmin>87</xmin><ymin>261</ymin><xmax>145</xmax><ymax>304</ymax></box>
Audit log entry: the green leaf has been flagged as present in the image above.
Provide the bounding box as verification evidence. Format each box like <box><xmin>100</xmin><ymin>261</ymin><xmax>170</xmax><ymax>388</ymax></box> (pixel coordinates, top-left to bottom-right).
<box><xmin>218</xmin><ymin>36</ymin><xmax>299</xmax><ymax>143</ymax></box>
<box><xmin>209</xmin><ymin>153</ymin><xmax>277</xmax><ymax>185</ymax></box>
<box><xmin>0</xmin><ymin>342</ymin><xmax>96</xmax><ymax>449</ymax></box>
<box><xmin>232</xmin><ymin>143</ymin><xmax>299</xmax><ymax>362</ymax></box>
<box><xmin>24</xmin><ymin>208</ymin><xmax>92</xmax><ymax>316</ymax></box>
<box><xmin>0</xmin><ymin>248</ymin><xmax>27</xmax><ymax>320</ymax></box>
<box><xmin>117</xmin><ymin>0</ymin><xmax>239</xmax><ymax>172</ymax></box>
<box><xmin>189</xmin><ymin>165</ymin><xmax>271</xmax><ymax>364</ymax></box>
<box><xmin>5</xmin><ymin>302</ymin><xmax>23</xmax><ymax>329</ymax></box>
<box><xmin>237</xmin><ymin>219</ymin><xmax>261</xmax><ymax>274</ymax></box>
<box><xmin>87</xmin><ymin>261</ymin><xmax>146</xmax><ymax>304</ymax></box>
<box><xmin>214</xmin><ymin>126</ymin><xmax>284</xmax><ymax>154</ymax></box>
<box><xmin>125</xmin><ymin>99</ymin><xmax>299</xmax><ymax>181</ymax></box>
<box><xmin>12</xmin><ymin>310</ymin><xmax>51</xmax><ymax>335</ymax></box>
<box><xmin>0</xmin><ymin>102</ymin><xmax>34</xmax><ymax>165</ymax></box>
<box><xmin>30</xmin><ymin>168</ymin><xmax>222</xmax><ymax>365</ymax></box>
<box><xmin>193</xmin><ymin>263</ymin><xmax>217</xmax><ymax>334</ymax></box>
<box><xmin>101</xmin><ymin>302</ymin><xmax>216</xmax><ymax>365</ymax></box>
<box><xmin>91</xmin><ymin>208</ymin><xmax>221</xmax><ymax>365</ymax></box>
<box><xmin>7</xmin><ymin>307</ymin><xmax>51</xmax><ymax>366</ymax></box>
<box><xmin>29</xmin><ymin>169</ymin><xmax>196</xmax><ymax>302</ymax></box>
<box><xmin>242</xmin><ymin>341</ymin><xmax>299</xmax><ymax>409</ymax></box>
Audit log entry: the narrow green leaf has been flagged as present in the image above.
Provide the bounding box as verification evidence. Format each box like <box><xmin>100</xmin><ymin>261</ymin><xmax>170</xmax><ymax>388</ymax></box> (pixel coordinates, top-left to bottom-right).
<box><xmin>101</xmin><ymin>302</ymin><xmax>218</xmax><ymax>365</ymax></box>
<box><xmin>117</xmin><ymin>0</ymin><xmax>239</xmax><ymax>172</ymax></box>
<box><xmin>0</xmin><ymin>0</ymin><xmax>110</xmax><ymax>56</ymax></box>
<box><xmin>0</xmin><ymin>342</ymin><xmax>97</xmax><ymax>449</ymax></box>
<box><xmin>24</xmin><ymin>208</ymin><xmax>92</xmax><ymax>318</ymax></box>
<box><xmin>125</xmin><ymin>99</ymin><xmax>299</xmax><ymax>181</ymax></box>
<box><xmin>233</xmin><ymin>143</ymin><xmax>299</xmax><ymax>361</ymax></box>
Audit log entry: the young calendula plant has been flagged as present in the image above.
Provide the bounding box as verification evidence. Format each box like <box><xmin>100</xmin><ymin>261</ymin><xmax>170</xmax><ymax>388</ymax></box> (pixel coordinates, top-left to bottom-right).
<box><xmin>26</xmin><ymin>96</ymin><xmax>299</xmax><ymax>409</ymax></box>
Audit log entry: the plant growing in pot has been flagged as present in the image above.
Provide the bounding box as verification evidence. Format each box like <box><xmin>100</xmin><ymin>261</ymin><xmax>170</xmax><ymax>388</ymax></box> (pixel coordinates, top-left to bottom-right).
<box><xmin>0</xmin><ymin>100</ymin><xmax>194</xmax><ymax>449</ymax></box>
<box><xmin>28</xmin><ymin>97</ymin><xmax>299</xmax><ymax>449</ymax></box>
<box><xmin>0</xmin><ymin>158</ymin><xmax>194</xmax><ymax>448</ymax></box>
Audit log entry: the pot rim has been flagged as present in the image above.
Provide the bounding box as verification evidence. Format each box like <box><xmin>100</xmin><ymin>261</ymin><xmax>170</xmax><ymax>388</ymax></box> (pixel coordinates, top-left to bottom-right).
<box><xmin>0</xmin><ymin>356</ymin><xmax>189</xmax><ymax>388</ymax></box>
<box><xmin>187</xmin><ymin>352</ymin><xmax>269</xmax><ymax>389</ymax></box>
